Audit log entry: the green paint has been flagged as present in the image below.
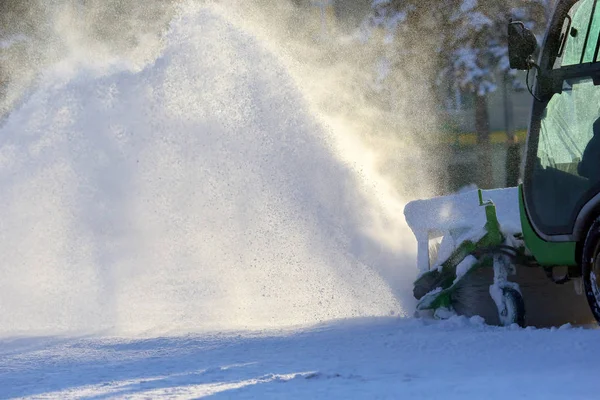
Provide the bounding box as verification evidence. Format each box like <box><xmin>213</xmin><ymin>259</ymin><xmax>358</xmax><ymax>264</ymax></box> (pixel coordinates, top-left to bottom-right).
<box><xmin>417</xmin><ymin>257</ymin><xmax>494</xmax><ymax>311</ymax></box>
<box><xmin>415</xmin><ymin>194</ymin><xmax>505</xmax><ymax>312</ymax></box>
<box><xmin>518</xmin><ymin>185</ymin><xmax>577</xmax><ymax>267</ymax></box>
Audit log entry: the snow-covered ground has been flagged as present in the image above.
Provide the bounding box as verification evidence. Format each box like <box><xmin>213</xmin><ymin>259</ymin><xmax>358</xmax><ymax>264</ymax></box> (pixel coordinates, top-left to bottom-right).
<box><xmin>1</xmin><ymin>3</ymin><xmax>599</xmax><ymax>399</ymax></box>
<box><xmin>2</xmin><ymin>317</ymin><xmax>598</xmax><ymax>399</ymax></box>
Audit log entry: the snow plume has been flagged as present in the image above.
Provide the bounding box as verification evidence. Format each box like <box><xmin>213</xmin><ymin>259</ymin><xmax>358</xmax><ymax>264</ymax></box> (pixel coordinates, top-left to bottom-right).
<box><xmin>0</xmin><ymin>0</ymin><xmax>177</xmax><ymax>119</ymax></box>
<box><xmin>0</xmin><ymin>1</ymin><xmax>425</xmax><ymax>336</ymax></box>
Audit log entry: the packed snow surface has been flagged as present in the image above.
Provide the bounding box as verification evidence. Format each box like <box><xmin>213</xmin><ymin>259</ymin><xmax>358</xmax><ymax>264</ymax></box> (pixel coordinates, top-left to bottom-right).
<box><xmin>1</xmin><ymin>4</ymin><xmax>599</xmax><ymax>399</ymax></box>
<box><xmin>2</xmin><ymin>317</ymin><xmax>598</xmax><ymax>399</ymax></box>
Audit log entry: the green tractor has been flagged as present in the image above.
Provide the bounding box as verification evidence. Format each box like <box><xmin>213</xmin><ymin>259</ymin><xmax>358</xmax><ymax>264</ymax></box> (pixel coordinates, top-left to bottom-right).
<box><xmin>407</xmin><ymin>0</ymin><xmax>600</xmax><ymax>327</ymax></box>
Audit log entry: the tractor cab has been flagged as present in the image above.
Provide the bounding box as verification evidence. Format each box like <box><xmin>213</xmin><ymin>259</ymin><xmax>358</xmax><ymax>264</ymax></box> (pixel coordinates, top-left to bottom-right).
<box><xmin>512</xmin><ymin>0</ymin><xmax>600</xmax><ymax>241</ymax></box>
<box><xmin>511</xmin><ymin>0</ymin><xmax>600</xmax><ymax>323</ymax></box>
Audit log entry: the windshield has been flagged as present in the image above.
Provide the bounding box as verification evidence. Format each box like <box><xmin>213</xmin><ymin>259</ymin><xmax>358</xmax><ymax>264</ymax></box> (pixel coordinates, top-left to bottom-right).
<box><xmin>554</xmin><ymin>0</ymin><xmax>600</xmax><ymax>67</ymax></box>
<box><xmin>526</xmin><ymin>0</ymin><xmax>600</xmax><ymax>235</ymax></box>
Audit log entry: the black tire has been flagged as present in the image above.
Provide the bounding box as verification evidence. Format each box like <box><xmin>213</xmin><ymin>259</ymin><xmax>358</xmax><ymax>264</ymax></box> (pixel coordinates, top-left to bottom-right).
<box><xmin>581</xmin><ymin>218</ymin><xmax>600</xmax><ymax>324</ymax></box>
<box><xmin>451</xmin><ymin>267</ymin><xmax>525</xmax><ymax>327</ymax></box>
<box><xmin>499</xmin><ymin>286</ymin><xmax>526</xmax><ymax>327</ymax></box>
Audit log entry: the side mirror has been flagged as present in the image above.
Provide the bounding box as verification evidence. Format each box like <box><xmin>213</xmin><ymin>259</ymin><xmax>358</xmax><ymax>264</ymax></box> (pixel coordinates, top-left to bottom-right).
<box><xmin>508</xmin><ymin>21</ymin><xmax>538</xmax><ymax>70</ymax></box>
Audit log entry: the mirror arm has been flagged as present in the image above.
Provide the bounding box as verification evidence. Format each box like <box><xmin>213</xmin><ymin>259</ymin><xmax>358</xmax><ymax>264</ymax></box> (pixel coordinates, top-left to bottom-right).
<box><xmin>526</xmin><ymin>56</ymin><xmax>544</xmax><ymax>102</ymax></box>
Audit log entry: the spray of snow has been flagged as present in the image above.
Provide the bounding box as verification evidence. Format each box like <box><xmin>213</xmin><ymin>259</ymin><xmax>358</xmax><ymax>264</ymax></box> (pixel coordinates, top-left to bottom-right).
<box><xmin>0</xmin><ymin>2</ymin><xmax>426</xmax><ymax>336</ymax></box>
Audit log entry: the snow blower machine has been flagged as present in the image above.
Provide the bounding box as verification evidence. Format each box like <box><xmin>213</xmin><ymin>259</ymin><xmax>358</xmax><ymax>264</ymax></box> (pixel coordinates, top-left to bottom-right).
<box><xmin>405</xmin><ymin>0</ymin><xmax>600</xmax><ymax>327</ymax></box>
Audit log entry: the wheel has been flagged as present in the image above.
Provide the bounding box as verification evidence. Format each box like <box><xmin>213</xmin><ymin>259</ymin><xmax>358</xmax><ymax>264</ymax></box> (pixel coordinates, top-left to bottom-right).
<box><xmin>451</xmin><ymin>267</ymin><xmax>525</xmax><ymax>327</ymax></box>
<box><xmin>498</xmin><ymin>286</ymin><xmax>525</xmax><ymax>327</ymax></box>
<box><xmin>581</xmin><ymin>218</ymin><xmax>600</xmax><ymax>324</ymax></box>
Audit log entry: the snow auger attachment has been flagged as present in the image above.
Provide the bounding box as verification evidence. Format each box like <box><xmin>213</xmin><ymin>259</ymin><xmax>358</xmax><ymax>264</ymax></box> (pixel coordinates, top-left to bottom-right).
<box><xmin>406</xmin><ymin>188</ymin><xmax>528</xmax><ymax>326</ymax></box>
<box><xmin>404</xmin><ymin>186</ymin><xmax>596</xmax><ymax>327</ymax></box>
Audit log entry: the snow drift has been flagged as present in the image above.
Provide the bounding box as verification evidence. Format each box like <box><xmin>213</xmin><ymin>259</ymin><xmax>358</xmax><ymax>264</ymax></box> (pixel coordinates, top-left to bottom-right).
<box><xmin>0</xmin><ymin>5</ymin><xmax>418</xmax><ymax>335</ymax></box>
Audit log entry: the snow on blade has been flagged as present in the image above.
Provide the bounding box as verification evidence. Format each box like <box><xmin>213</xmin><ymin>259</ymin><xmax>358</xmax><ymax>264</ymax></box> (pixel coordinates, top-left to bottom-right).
<box><xmin>404</xmin><ymin>187</ymin><xmax>519</xmax><ymax>272</ymax></box>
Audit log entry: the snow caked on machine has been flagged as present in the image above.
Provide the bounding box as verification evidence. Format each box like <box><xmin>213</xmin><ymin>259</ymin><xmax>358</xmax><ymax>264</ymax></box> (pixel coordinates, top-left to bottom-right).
<box><xmin>406</xmin><ymin>0</ymin><xmax>600</xmax><ymax>327</ymax></box>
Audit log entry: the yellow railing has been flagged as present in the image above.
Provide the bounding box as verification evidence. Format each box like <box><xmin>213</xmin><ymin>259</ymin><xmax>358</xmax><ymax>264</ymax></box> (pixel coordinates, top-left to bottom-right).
<box><xmin>434</xmin><ymin>130</ymin><xmax>528</xmax><ymax>146</ymax></box>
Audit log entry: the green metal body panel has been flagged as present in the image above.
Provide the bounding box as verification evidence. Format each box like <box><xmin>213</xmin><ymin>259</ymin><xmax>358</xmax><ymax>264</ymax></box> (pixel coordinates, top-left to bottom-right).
<box><xmin>518</xmin><ymin>185</ymin><xmax>577</xmax><ymax>267</ymax></box>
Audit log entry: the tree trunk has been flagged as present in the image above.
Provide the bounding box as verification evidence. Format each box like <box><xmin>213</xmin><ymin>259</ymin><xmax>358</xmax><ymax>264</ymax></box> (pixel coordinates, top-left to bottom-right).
<box><xmin>475</xmin><ymin>94</ymin><xmax>493</xmax><ymax>189</ymax></box>
<box><xmin>505</xmin><ymin>141</ymin><xmax>521</xmax><ymax>187</ymax></box>
<box><xmin>503</xmin><ymin>73</ymin><xmax>521</xmax><ymax>187</ymax></box>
